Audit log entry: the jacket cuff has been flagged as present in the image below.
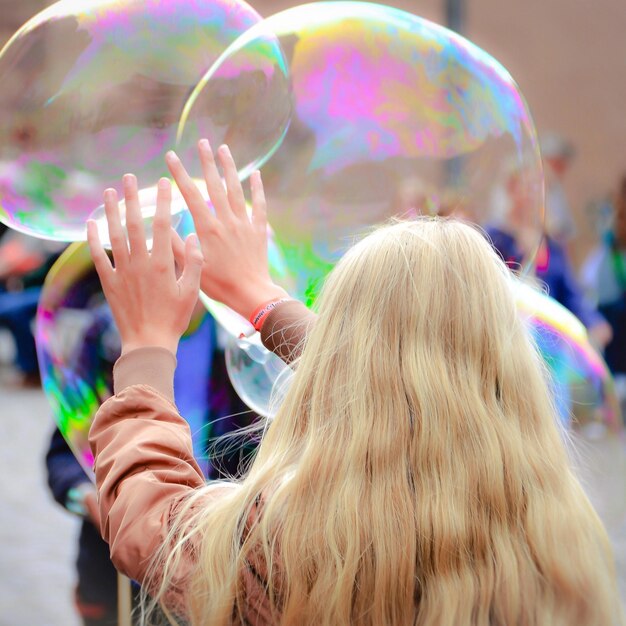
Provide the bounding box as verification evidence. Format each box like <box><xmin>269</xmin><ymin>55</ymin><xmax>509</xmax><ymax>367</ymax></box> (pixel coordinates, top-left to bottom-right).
<box><xmin>113</xmin><ymin>347</ymin><xmax>177</xmax><ymax>402</ymax></box>
<box><xmin>260</xmin><ymin>300</ymin><xmax>317</xmax><ymax>364</ymax></box>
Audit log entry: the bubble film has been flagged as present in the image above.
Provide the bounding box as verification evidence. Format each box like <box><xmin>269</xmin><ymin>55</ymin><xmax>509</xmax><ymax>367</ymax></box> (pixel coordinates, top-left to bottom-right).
<box><xmin>0</xmin><ymin>0</ymin><xmax>285</xmax><ymax>241</ymax></box>
<box><xmin>36</xmin><ymin>239</ymin><xmax>213</xmax><ymax>479</ymax></box>
<box><xmin>516</xmin><ymin>282</ymin><xmax>622</xmax><ymax>431</ymax></box>
<box><xmin>37</xmin><ymin>243</ymin><xmax>118</xmax><ymax>475</ymax></box>
<box><xmin>197</xmin><ymin>1</ymin><xmax>544</xmax><ymax>307</ymax></box>
<box><xmin>224</xmin><ymin>333</ymin><xmax>293</xmax><ymax>418</ymax></box>
<box><xmin>516</xmin><ymin>282</ymin><xmax>626</xmax><ymax>528</ymax></box>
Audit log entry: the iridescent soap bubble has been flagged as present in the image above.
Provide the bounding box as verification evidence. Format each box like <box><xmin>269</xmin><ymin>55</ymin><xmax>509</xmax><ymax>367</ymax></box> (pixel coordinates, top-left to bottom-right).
<box><xmin>516</xmin><ymin>282</ymin><xmax>621</xmax><ymax>431</ymax></box>
<box><xmin>189</xmin><ymin>1</ymin><xmax>544</xmax><ymax>415</ymax></box>
<box><xmin>37</xmin><ymin>234</ymin><xmax>214</xmax><ymax>479</ymax></box>
<box><xmin>224</xmin><ymin>333</ymin><xmax>293</xmax><ymax>418</ymax></box>
<box><xmin>516</xmin><ymin>282</ymin><xmax>626</xmax><ymax>529</ymax></box>
<box><xmin>190</xmin><ymin>1</ymin><xmax>544</xmax><ymax>309</ymax></box>
<box><xmin>0</xmin><ymin>0</ymin><xmax>287</xmax><ymax>242</ymax></box>
<box><xmin>37</xmin><ymin>243</ymin><xmax>118</xmax><ymax>476</ymax></box>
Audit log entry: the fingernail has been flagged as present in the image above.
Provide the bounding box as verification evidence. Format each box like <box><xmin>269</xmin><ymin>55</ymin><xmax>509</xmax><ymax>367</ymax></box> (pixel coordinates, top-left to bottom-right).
<box><xmin>123</xmin><ymin>173</ymin><xmax>135</xmax><ymax>186</ymax></box>
<box><xmin>158</xmin><ymin>177</ymin><xmax>170</xmax><ymax>190</ymax></box>
<box><xmin>219</xmin><ymin>144</ymin><xmax>230</xmax><ymax>156</ymax></box>
<box><xmin>104</xmin><ymin>188</ymin><xmax>116</xmax><ymax>200</ymax></box>
<box><xmin>199</xmin><ymin>139</ymin><xmax>211</xmax><ymax>151</ymax></box>
<box><xmin>165</xmin><ymin>150</ymin><xmax>178</xmax><ymax>162</ymax></box>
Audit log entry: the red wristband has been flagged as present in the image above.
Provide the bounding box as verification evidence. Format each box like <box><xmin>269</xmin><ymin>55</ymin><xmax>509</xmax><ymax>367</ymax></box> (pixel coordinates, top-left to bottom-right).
<box><xmin>249</xmin><ymin>297</ymin><xmax>292</xmax><ymax>332</ymax></box>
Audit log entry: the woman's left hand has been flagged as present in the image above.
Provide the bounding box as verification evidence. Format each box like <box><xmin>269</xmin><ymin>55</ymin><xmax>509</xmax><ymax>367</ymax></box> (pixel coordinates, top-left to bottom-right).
<box><xmin>87</xmin><ymin>174</ymin><xmax>204</xmax><ymax>355</ymax></box>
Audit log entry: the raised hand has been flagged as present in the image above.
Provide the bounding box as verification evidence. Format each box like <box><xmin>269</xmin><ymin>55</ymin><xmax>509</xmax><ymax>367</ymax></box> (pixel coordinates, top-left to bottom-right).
<box><xmin>165</xmin><ymin>140</ymin><xmax>288</xmax><ymax>320</ymax></box>
<box><xmin>87</xmin><ymin>174</ymin><xmax>203</xmax><ymax>355</ymax></box>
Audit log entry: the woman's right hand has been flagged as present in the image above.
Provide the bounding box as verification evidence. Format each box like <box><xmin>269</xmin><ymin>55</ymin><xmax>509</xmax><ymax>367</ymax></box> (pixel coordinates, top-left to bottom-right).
<box><xmin>166</xmin><ymin>140</ymin><xmax>289</xmax><ymax>320</ymax></box>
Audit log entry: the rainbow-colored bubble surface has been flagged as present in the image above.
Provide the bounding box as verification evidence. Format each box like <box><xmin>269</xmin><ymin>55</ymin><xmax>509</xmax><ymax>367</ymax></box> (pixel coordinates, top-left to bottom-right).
<box><xmin>516</xmin><ymin>282</ymin><xmax>622</xmax><ymax>432</ymax></box>
<box><xmin>196</xmin><ymin>1</ymin><xmax>545</xmax><ymax>415</ymax></box>
<box><xmin>196</xmin><ymin>1</ymin><xmax>544</xmax><ymax>309</ymax></box>
<box><xmin>36</xmin><ymin>243</ymin><xmax>115</xmax><ymax>474</ymax></box>
<box><xmin>0</xmin><ymin>0</ymin><xmax>280</xmax><ymax>241</ymax></box>
<box><xmin>516</xmin><ymin>282</ymin><xmax>626</xmax><ymax>527</ymax></box>
<box><xmin>36</xmin><ymin>240</ymin><xmax>216</xmax><ymax>479</ymax></box>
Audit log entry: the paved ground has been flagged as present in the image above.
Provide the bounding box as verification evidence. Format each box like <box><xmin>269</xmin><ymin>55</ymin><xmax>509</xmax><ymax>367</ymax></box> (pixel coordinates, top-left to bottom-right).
<box><xmin>1</xmin><ymin>344</ymin><xmax>626</xmax><ymax>625</ymax></box>
<box><xmin>0</xmin><ymin>374</ymin><xmax>81</xmax><ymax>626</ymax></box>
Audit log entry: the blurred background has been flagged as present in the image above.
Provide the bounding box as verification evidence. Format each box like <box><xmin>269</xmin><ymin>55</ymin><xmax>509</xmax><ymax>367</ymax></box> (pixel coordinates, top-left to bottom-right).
<box><xmin>1</xmin><ymin>0</ymin><xmax>625</xmax><ymax>624</ymax></box>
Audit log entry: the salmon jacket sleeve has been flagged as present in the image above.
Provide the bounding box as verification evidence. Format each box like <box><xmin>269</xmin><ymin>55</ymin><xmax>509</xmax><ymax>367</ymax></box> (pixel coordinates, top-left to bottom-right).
<box><xmin>88</xmin><ymin>299</ymin><xmax>316</xmax><ymax>588</ymax></box>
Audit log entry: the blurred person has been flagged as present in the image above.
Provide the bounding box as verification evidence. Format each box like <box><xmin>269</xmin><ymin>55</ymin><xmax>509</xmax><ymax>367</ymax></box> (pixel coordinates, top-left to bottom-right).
<box><xmin>46</xmin><ymin>428</ymin><xmax>118</xmax><ymax>626</ymax></box>
<box><xmin>0</xmin><ymin>230</ymin><xmax>64</xmax><ymax>385</ymax></box>
<box><xmin>488</xmin><ymin>164</ymin><xmax>612</xmax><ymax>351</ymax></box>
<box><xmin>390</xmin><ymin>178</ymin><xmax>474</xmax><ymax>222</ymax></box>
<box><xmin>581</xmin><ymin>175</ymin><xmax>626</xmax><ymax>379</ymax></box>
<box><xmin>389</xmin><ymin>176</ymin><xmax>437</xmax><ymax>217</ymax></box>
<box><xmin>85</xmin><ymin>142</ymin><xmax>622</xmax><ymax>625</ymax></box>
<box><xmin>541</xmin><ymin>132</ymin><xmax>578</xmax><ymax>244</ymax></box>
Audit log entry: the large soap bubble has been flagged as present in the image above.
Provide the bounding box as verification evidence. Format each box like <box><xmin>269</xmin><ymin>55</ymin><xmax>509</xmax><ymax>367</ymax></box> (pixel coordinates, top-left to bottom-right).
<box><xmin>37</xmin><ymin>236</ymin><xmax>214</xmax><ymax>479</ymax></box>
<box><xmin>0</xmin><ymin>0</ymin><xmax>287</xmax><ymax>242</ymax></box>
<box><xmin>37</xmin><ymin>243</ymin><xmax>119</xmax><ymax>475</ymax></box>
<box><xmin>516</xmin><ymin>282</ymin><xmax>626</xmax><ymax>529</ymax></box>
<box><xmin>224</xmin><ymin>332</ymin><xmax>293</xmax><ymax>418</ymax></box>
<box><xmin>188</xmin><ymin>1</ymin><xmax>545</xmax><ymax>416</ymax></box>
<box><xmin>186</xmin><ymin>1</ymin><xmax>544</xmax><ymax>311</ymax></box>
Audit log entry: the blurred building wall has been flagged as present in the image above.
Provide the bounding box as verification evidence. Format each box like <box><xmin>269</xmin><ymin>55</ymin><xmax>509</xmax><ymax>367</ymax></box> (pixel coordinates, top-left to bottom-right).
<box><xmin>2</xmin><ymin>0</ymin><xmax>624</xmax><ymax>264</ymax></box>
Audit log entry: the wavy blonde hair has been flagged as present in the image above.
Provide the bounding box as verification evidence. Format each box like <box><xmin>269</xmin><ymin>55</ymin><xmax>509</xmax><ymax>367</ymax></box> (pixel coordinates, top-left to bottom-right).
<box><xmin>144</xmin><ymin>218</ymin><xmax>622</xmax><ymax>625</ymax></box>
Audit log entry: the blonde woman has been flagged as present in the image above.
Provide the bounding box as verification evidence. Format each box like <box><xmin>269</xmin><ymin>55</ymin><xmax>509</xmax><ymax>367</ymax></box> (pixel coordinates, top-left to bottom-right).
<box><xmin>87</xmin><ymin>140</ymin><xmax>622</xmax><ymax>625</ymax></box>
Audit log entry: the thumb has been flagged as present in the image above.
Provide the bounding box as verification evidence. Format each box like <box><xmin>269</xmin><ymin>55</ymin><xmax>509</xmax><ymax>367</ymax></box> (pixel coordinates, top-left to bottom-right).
<box><xmin>178</xmin><ymin>233</ymin><xmax>204</xmax><ymax>296</ymax></box>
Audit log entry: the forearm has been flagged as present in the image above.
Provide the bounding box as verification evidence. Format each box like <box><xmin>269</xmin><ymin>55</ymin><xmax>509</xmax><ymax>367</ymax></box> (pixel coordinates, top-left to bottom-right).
<box><xmin>89</xmin><ymin>348</ymin><xmax>206</xmax><ymax>582</ymax></box>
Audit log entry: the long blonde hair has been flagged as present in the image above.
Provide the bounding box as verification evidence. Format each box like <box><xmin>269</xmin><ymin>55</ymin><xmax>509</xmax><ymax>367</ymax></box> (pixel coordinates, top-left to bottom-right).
<box><xmin>145</xmin><ymin>218</ymin><xmax>621</xmax><ymax>625</ymax></box>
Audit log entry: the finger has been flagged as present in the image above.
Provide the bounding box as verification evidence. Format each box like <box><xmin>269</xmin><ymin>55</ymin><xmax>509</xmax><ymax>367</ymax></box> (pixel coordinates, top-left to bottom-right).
<box><xmin>87</xmin><ymin>219</ymin><xmax>113</xmax><ymax>283</ymax></box>
<box><xmin>250</xmin><ymin>170</ymin><xmax>267</xmax><ymax>232</ymax></box>
<box><xmin>123</xmin><ymin>174</ymin><xmax>147</xmax><ymax>259</ymax></box>
<box><xmin>178</xmin><ymin>233</ymin><xmax>204</xmax><ymax>298</ymax></box>
<box><xmin>103</xmin><ymin>188</ymin><xmax>128</xmax><ymax>268</ymax></box>
<box><xmin>218</xmin><ymin>144</ymin><xmax>247</xmax><ymax>219</ymax></box>
<box><xmin>197</xmin><ymin>139</ymin><xmax>231</xmax><ymax>220</ymax></box>
<box><xmin>166</xmin><ymin>149</ymin><xmax>217</xmax><ymax>236</ymax></box>
<box><xmin>151</xmin><ymin>178</ymin><xmax>174</xmax><ymax>271</ymax></box>
<box><xmin>171</xmin><ymin>228</ymin><xmax>187</xmax><ymax>273</ymax></box>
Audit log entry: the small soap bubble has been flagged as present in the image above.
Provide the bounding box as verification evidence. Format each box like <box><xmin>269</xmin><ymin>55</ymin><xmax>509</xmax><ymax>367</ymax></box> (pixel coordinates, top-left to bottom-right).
<box><xmin>0</xmin><ymin>0</ymin><xmax>283</xmax><ymax>241</ymax></box>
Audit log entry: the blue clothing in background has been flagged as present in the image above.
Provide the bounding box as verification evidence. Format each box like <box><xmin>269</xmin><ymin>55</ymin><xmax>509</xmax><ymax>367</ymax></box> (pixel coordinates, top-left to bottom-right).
<box><xmin>175</xmin><ymin>314</ymin><xmax>215</xmax><ymax>475</ymax></box>
<box><xmin>582</xmin><ymin>234</ymin><xmax>626</xmax><ymax>374</ymax></box>
<box><xmin>487</xmin><ymin>228</ymin><xmax>604</xmax><ymax>328</ymax></box>
<box><xmin>0</xmin><ymin>286</ymin><xmax>40</xmax><ymax>375</ymax></box>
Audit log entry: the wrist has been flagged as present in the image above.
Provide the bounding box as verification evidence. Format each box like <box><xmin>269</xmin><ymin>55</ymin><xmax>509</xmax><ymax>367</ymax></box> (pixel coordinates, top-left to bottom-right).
<box><xmin>229</xmin><ymin>283</ymin><xmax>290</xmax><ymax>320</ymax></box>
<box><xmin>120</xmin><ymin>335</ymin><xmax>179</xmax><ymax>356</ymax></box>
